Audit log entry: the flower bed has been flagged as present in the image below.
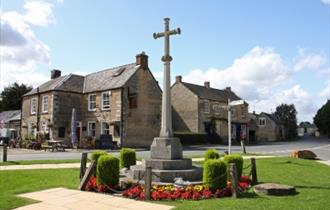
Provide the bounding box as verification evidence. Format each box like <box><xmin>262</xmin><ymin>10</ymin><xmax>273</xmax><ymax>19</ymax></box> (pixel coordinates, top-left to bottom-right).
<box><xmin>85</xmin><ymin>175</ymin><xmax>251</xmax><ymax>201</ymax></box>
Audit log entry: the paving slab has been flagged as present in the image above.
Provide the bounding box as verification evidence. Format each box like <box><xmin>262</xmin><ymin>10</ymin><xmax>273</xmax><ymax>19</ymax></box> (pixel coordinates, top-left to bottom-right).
<box><xmin>16</xmin><ymin>188</ymin><xmax>174</xmax><ymax>210</ymax></box>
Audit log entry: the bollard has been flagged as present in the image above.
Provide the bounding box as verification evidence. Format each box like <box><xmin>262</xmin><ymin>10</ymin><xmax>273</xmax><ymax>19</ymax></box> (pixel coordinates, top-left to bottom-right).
<box><xmin>145</xmin><ymin>166</ymin><xmax>152</xmax><ymax>200</ymax></box>
<box><xmin>229</xmin><ymin>163</ymin><xmax>238</xmax><ymax>198</ymax></box>
<box><xmin>80</xmin><ymin>152</ymin><xmax>88</xmax><ymax>180</ymax></box>
<box><xmin>251</xmin><ymin>158</ymin><xmax>258</xmax><ymax>185</ymax></box>
<box><xmin>3</xmin><ymin>144</ymin><xmax>7</xmax><ymax>162</ymax></box>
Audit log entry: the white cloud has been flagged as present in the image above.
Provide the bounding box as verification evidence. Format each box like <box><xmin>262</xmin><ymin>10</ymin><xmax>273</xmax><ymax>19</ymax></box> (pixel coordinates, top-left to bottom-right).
<box><xmin>321</xmin><ymin>0</ymin><xmax>330</xmax><ymax>5</ymax></box>
<box><xmin>0</xmin><ymin>1</ymin><xmax>55</xmax><ymax>90</ymax></box>
<box><xmin>319</xmin><ymin>83</ymin><xmax>330</xmax><ymax>99</ymax></box>
<box><xmin>181</xmin><ymin>46</ymin><xmax>324</xmax><ymax>122</ymax></box>
<box><xmin>294</xmin><ymin>49</ymin><xmax>327</xmax><ymax>72</ymax></box>
<box><xmin>24</xmin><ymin>1</ymin><xmax>55</xmax><ymax>27</ymax></box>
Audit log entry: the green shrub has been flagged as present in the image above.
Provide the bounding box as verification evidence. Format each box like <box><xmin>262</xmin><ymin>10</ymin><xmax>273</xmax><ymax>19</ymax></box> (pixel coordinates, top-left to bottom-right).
<box><xmin>204</xmin><ymin>149</ymin><xmax>220</xmax><ymax>161</ymax></box>
<box><xmin>96</xmin><ymin>155</ymin><xmax>119</xmax><ymax>186</ymax></box>
<box><xmin>91</xmin><ymin>150</ymin><xmax>108</xmax><ymax>176</ymax></box>
<box><xmin>223</xmin><ymin>154</ymin><xmax>244</xmax><ymax>180</ymax></box>
<box><xmin>203</xmin><ymin>159</ymin><xmax>227</xmax><ymax>192</ymax></box>
<box><xmin>120</xmin><ymin>148</ymin><xmax>136</xmax><ymax>169</ymax></box>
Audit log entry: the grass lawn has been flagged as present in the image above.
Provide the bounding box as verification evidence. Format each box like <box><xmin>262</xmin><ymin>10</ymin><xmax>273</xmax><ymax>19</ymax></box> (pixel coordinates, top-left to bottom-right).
<box><xmin>0</xmin><ymin>157</ymin><xmax>329</xmax><ymax>210</ymax></box>
<box><xmin>164</xmin><ymin>157</ymin><xmax>330</xmax><ymax>210</ymax></box>
<box><xmin>0</xmin><ymin>168</ymin><xmax>79</xmax><ymax>210</ymax></box>
<box><xmin>0</xmin><ymin>159</ymin><xmax>83</xmax><ymax>166</ymax></box>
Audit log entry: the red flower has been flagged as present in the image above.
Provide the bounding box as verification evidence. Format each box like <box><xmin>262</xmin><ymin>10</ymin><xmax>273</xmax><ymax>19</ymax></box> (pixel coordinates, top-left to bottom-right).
<box><xmin>152</xmin><ymin>191</ymin><xmax>161</xmax><ymax>200</ymax></box>
<box><xmin>97</xmin><ymin>184</ymin><xmax>107</xmax><ymax>193</ymax></box>
<box><xmin>85</xmin><ymin>176</ymin><xmax>97</xmax><ymax>191</ymax></box>
<box><xmin>171</xmin><ymin>189</ymin><xmax>181</xmax><ymax>200</ymax></box>
<box><xmin>139</xmin><ymin>191</ymin><xmax>145</xmax><ymax>200</ymax></box>
<box><xmin>215</xmin><ymin>189</ymin><xmax>222</xmax><ymax>198</ymax></box>
<box><xmin>181</xmin><ymin>191</ymin><xmax>192</xmax><ymax>200</ymax></box>
<box><xmin>192</xmin><ymin>191</ymin><xmax>200</xmax><ymax>200</ymax></box>
<box><xmin>202</xmin><ymin>189</ymin><xmax>213</xmax><ymax>199</ymax></box>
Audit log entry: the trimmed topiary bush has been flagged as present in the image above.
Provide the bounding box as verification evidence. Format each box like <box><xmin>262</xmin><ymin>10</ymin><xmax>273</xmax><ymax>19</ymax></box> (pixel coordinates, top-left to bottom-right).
<box><xmin>204</xmin><ymin>149</ymin><xmax>220</xmax><ymax>161</ymax></box>
<box><xmin>203</xmin><ymin>159</ymin><xmax>227</xmax><ymax>192</ymax></box>
<box><xmin>91</xmin><ymin>150</ymin><xmax>108</xmax><ymax>176</ymax></box>
<box><xmin>223</xmin><ymin>154</ymin><xmax>244</xmax><ymax>180</ymax></box>
<box><xmin>96</xmin><ymin>155</ymin><xmax>119</xmax><ymax>186</ymax></box>
<box><xmin>120</xmin><ymin>148</ymin><xmax>136</xmax><ymax>169</ymax></box>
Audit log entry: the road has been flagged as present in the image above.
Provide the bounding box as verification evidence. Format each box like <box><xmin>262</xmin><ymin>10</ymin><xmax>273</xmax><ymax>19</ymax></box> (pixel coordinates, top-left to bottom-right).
<box><xmin>1</xmin><ymin>136</ymin><xmax>329</xmax><ymax>161</ymax></box>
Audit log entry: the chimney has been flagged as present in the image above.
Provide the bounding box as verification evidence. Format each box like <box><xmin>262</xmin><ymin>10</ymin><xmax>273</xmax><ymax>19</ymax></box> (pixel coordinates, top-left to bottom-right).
<box><xmin>136</xmin><ymin>51</ymin><xmax>148</xmax><ymax>69</ymax></box>
<box><xmin>176</xmin><ymin>75</ymin><xmax>182</xmax><ymax>83</ymax></box>
<box><xmin>225</xmin><ymin>86</ymin><xmax>231</xmax><ymax>92</ymax></box>
<box><xmin>204</xmin><ymin>81</ymin><xmax>210</xmax><ymax>88</ymax></box>
<box><xmin>51</xmin><ymin>69</ymin><xmax>61</xmax><ymax>79</ymax></box>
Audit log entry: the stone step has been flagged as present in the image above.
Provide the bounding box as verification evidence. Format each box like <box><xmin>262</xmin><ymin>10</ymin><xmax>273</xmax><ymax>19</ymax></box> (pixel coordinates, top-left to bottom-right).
<box><xmin>142</xmin><ymin>158</ymin><xmax>192</xmax><ymax>170</ymax></box>
<box><xmin>130</xmin><ymin>165</ymin><xmax>203</xmax><ymax>183</ymax></box>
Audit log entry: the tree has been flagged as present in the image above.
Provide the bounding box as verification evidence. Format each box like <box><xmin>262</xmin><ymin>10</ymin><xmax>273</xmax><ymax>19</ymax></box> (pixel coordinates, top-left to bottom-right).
<box><xmin>314</xmin><ymin>100</ymin><xmax>330</xmax><ymax>137</ymax></box>
<box><xmin>0</xmin><ymin>83</ymin><xmax>32</xmax><ymax>111</ymax></box>
<box><xmin>274</xmin><ymin>104</ymin><xmax>298</xmax><ymax>140</ymax></box>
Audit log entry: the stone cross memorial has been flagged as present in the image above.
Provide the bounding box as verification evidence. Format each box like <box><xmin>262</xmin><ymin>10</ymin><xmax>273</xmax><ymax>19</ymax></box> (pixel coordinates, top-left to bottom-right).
<box><xmin>130</xmin><ymin>18</ymin><xmax>202</xmax><ymax>183</ymax></box>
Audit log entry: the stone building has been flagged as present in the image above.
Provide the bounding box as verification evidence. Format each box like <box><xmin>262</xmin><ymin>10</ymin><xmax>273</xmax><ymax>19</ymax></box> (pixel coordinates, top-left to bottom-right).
<box><xmin>171</xmin><ymin>76</ymin><xmax>249</xmax><ymax>143</ymax></box>
<box><xmin>21</xmin><ymin>52</ymin><xmax>162</xmax><ymax>147</ymax></box>
<box><xmin>248</xmin><ymin>112</ymin><xmax>285</xmax><ymax>142</ymax></box>
<box><xmin>297</xmin><ymin>122</ymin><xmax>317</xmax><ymax>136</ymax></box>
<box><xmin>0</xmin><ymin>110</ymin><xmax>21</xmax><ymax>139</ymax></box>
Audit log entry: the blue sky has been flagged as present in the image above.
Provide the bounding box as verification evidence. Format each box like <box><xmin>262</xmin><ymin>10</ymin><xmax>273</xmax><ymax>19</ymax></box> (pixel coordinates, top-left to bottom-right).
<box><xmin>1</xmin><ymin>0</ymin><xmax>329</xmax><ymax>122</ymax></box>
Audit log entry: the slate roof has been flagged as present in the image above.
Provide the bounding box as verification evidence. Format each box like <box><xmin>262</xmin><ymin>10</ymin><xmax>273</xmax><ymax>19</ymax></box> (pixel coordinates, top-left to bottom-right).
<box><xmin>259</xmin><ymin>112</ymin><xmax>281</xmax><ymax>124</ymax></box>
<box><xmin>24</xmin><ymin>63</ymin><xmax>140</xmax><ymax>96</ymax></box>
<box><xmin>0</xmin><ymin>110</ymin><xmax>21</xmax><ymax>123</ymax></box>
<box><xmin>180</xmin><ymin>82</ymin><xmax>241</xmax><ymax>102</ymax></box>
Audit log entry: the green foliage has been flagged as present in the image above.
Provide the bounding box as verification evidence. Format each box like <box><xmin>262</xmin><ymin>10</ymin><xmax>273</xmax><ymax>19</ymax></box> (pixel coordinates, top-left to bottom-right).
<box><xmin>314</xmin><ymin>100</ymin><xmax>330</xmax><ymax>136</ymax></box>
<box><xmin>0</xmin><ymin>83</ymin><xmax>32</xmax><ymax>111</ymax></box>
<box><xmin>274</xmin><ymin>104</ymin><xmax>298</xmax><ymax>140</ymax></box>
<box><xmin>223</xmin><ymin>154</ymin><xmax>244</xmax><ymax>180</ymax></box>
<box><xmin>203</xmin><ymin>159</ymin><xmax>227</xmax><ymax>192</ymax></box>
<box><xmin>91</xmin><ymin>150</ymin><xmax>108</xmax><ymax>164</ymax></box>
<box><xmin>120</xmin><ymin>148</ymin><xmax>136</xmax><ymax>169</ymax></box>
<box><xmin>204</xmin><ymin>149</ymin><xmax>220</xmax><ymax>161</ymax></box>
<box><xmin>96</xmin><ymin>155</ymin><xmax>119</xmax><ymax>186</ymax></box>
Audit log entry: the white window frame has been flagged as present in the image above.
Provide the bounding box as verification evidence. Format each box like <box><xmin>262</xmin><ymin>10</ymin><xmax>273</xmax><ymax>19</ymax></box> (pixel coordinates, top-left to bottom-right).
<box><xmin>259</xmin><ymin>117</ymin><xmax>266</xmax><ymax>126</ymax></box>
<box><xmin>101</xmin><ymin>122</ymin><xmax>110</xmax><ymax>135</ymax></box>
<box><xmin>88</xmin><ymin>121</ymin><xmax>96</xmax><ymax>137</ymax></box>
<box><xmin>204</xmin><ymin>100</ymin><xmax>210</xmax><ymax>113</ymax></box>
<box><xmin>213</xmin><ymin>103</ymin><xmax>220</xmax><ymax>115</ymax></box>
<box><xmin>30</xmin><ymin>97</ymin><xmax>37</xmax><ymax>114</ymax></box>
<box><xmin>41</xmin><ymin>96</ymin><xmax>48</xmax><ymax>113</ymax></box>
<box><xmin>88</xmin><ymin>94</ymin><xmax>96</xmax><ymax>111</ymax></box>
<box><xmin>101</xmin><ymin>91</ymin><xmax>111</xmax><ymax>110</ymax></box>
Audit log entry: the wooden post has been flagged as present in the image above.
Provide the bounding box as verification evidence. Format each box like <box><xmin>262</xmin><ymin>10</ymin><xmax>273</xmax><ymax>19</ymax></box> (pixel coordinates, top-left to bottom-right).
<box><xmin>79</xmin><ymin>160</ymin><xmax>96</xmax><ymax>190</ymax></box>
<box><xmin>251</xmin><ymin>158</ymin><xmax>258</xmax><ymax>185</ymax></box>
<box><xmin>230</xmin><ymin>163</ymin><xmax>238</xmax><ymax>198</ymax></box>
<box><xmin>3</xmin><ymin>144</ymin><xmax>7</xmax><ymax>162</ymax></box>
<box><xmin>80</xmin><ymin>152</ymin><xmax>88</xmax><ymax>180</ymax></box>
<box><xmin>240</xmin><ymin>140</ymin><xmax>247</xmax><ymax>154</ymax></box>
<box><xmin>145</xmin><ymin>166</ymin><xmax>152</xmax><ymax>200</ymax></box>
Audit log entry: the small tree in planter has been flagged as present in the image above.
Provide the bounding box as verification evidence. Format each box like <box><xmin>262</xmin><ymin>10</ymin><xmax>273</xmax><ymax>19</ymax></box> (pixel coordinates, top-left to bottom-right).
<box><xmin>204</xmin><ymin>149</ymin><xmax>220</xmax><ymax>161</ymax></box>
<box><xmin>96</xmin><ymin>155</ymin><xmax>119</xmax><ymax>187</ymax></box>
<box><xmin>223</xmin><ymin>154</ymin><xmax>243</xmax><ymax>180</ymax></box>
<box><xmin>120</xmin><ymin>148</ymin><xmax>136</xmax><ymax>169</ymax></box>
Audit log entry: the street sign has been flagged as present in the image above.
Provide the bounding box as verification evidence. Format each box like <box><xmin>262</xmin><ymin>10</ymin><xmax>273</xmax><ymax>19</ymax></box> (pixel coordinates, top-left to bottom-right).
<box><xmin>229</xmin><ymin>100</ymin><xmax>245</xmax><ymax>106</ymax></box>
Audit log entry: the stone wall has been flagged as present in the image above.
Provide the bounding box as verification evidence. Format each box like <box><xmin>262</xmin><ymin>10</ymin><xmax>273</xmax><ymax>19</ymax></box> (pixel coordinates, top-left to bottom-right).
<box><xmin>171</xmin><ymin>83</ymin><xmax>199</xmax><ymax>132</ymax></box>
<box><xmin>123</xmin><ymin>68</ymin><xmax>162</xmax><ymax>147</ymax></box>
<box><xmin>255</xmin><ymin>116</ymin><xmax>278</xmax><ymax>141</ymax></box>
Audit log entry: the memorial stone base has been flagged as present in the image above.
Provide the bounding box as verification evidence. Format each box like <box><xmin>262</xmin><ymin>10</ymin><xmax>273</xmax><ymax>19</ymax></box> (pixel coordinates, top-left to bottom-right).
<box><xmin>129</xmin><ymin>137</ymin><xmax>203</xmax><ymax>183</ymax></box>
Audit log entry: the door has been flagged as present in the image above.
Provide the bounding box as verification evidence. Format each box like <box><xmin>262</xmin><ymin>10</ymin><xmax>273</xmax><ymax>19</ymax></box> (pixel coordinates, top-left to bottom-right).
<box><xmin>76</xmin><ymin>122</ymin><xmax>81</xmax><ymax>142</ymax></box>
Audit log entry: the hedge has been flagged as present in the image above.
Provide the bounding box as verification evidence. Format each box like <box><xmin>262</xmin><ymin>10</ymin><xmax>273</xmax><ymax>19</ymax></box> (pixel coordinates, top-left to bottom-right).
<box><xmin>120</xmin><ymin>148</ymin><xmax>136</xmax><ymax>169</ymax></box>
<box><xmin>223</xmin><ymin>154</ymin><xmax>244</xmax><ymax>180</ymax></box>
<box><xmin>91</xmin><ymin>150</ymin><xmax>108</xmax><ymax>176</ymax></box>
<box><xmin>203</xmin><ymin>159</ymin><xmax>227</xmax><ymax>192</ymax></box>
<box><xmin>204</xmin><ymin>149</ymin><xmax>220</xmax><ymax>161</ymax></box>
<box><xmin>96</xmin><ymin>155</ymin><xmax>119</xmax><ymax>186</ymax></box>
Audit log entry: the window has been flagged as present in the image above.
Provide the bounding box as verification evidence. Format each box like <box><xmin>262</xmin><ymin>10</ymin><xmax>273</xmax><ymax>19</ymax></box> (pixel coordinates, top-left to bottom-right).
<box><xmin>42</xmin><ymin>96</ymin><xmax>48</xmax><ymax>113</ymax></box>
<box><xmin>58</xmin><ymin>127</ymin><xmax>65</xmax><ymax>138</ymax></box>
<box><xmin>101</xmin><ymin>91</ymin><xmax>111</xmax><ymax>110</ymax></box>
<box><xmin>41</xmin><ymin>121</ymin><xmax>48</xmax><ymax>133</ymax></box>
<box><xmin>129</xmin><ymin>95</ymin><xmax>137</xmax><ymax>109</ymax></box>
<box><xmin>101</xmin><ymin>122</ymin><xmax>110</xmax><ymax>134</ymax></box>
<box><xmin>213</xmin><ymin>103</ymin><xmax>220</xmax><ymax>114</ymax></box>
<box><xmin>88</xmin><ymin>122</ymin><xmax>96</xmax><ymax>137</ymax></box>
<box><xmin>259</xmin><ymin>118</ymin><xmax>266</xmax><ymax>126</ymax></box>
<box><xmin>28</xmin><ymin>123</ymin><xmax>36</xmax><ymax>136</ymax></box>
<box><xmin>231</xmin><ymin>108</ymin><xmax>236</xmax><ymax>117</ymax></box>
<box><xmin>88</xmin><ymin>94</ymin><xmax>96</xmax><ymax>111</ymax></box>
<box><xmin>204</xmin><ymin>101</ymin><xmax>210</xmax><ymax>113</ymax></box>
<box><xmin>241</xmin><ymin>106</ymin><xmax>246</xmax><ymax>118</ymax></box>
<box><xmin>30</xmin><ymin>98</ymin><xmax>37</xmax><ymax>114</ymax></box>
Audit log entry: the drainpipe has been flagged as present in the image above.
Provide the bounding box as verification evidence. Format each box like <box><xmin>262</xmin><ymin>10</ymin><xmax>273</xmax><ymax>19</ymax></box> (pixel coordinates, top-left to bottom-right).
<box><xmin>120</xmin><ymin>87</ymin><xmax>124</xmax><ymax>147</ymax></box>
<box><xmin>36</xmin><ymin>88</ymin><xmax>40</xmax><ymax>133</ymax></box>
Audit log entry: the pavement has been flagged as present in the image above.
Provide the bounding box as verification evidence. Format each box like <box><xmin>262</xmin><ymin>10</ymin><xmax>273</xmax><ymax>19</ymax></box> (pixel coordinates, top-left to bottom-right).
<box><xmin>16</xmin><ymin>187</ymin><xmax>174</xmax><ymax>210</ymax></box>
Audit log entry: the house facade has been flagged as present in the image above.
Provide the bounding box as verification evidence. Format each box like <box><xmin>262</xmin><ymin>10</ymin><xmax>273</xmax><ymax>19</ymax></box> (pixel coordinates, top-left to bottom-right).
<box><xmin>297</xmin><ymin>122</ymin><xmax>318</xmax><ymax>136</ymax></box>
<box><xmin>0</xmin><ymin>110</ymin><xmax>21</xmax><ymax>139</ymax></box>
<box><xmin>21</xmin><ymin>52</ymin><xmax>162</xmax><ymax>147</ymax></box>
<box><xmin>249</xmin><ymin>112</ymin><xmax>285</xmax><ymax>142</ymax></box>
<box><xmin>171</xmin><ymin>76</ymin><xmax>249</xmax><ymax>143</ymax></box>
